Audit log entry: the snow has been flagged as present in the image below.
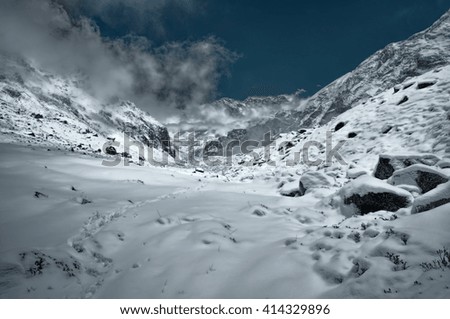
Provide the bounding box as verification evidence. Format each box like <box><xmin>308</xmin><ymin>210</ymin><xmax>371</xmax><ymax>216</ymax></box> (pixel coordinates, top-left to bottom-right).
<box><xmin>0</xmin><ymin>144</ymin><xmax>326</xmax><ymax>298</ymax></box>
<box><xmin>437</xmin><ymin>158</ymin><xmax>450</xmax><ymax>169</ymax></box>
<box><xmin>1</xmin><ymin>142</ymin><xmax>449</xmax><ymax>298</ymax></box>
<box><xmin>278</xmin><ymin>180</ymin><xmax>300</xmax><ymax>197</ymax></box>
<box><xmin>340</xmin><ymin>175</ymin><xmax>413</xmax><ymax>199</ymax></box>
<box><xmin>412</xmin><ymin>181</ymin><xmax>450</xmax><ymax>214</ymax></box>
<box><xmin>1</xmin><ymin>61</ymin><xmax>450</xmax><ymax>299</ymax></box>
<box><xmin>299</xmin><ymin>170</ymin><xmax>335</xmax><ymax>195</ymax></box>
<box><xmin>346</xmin><ymin>164</ymin><xmax>368</xmax><ymax>179</ymax></box>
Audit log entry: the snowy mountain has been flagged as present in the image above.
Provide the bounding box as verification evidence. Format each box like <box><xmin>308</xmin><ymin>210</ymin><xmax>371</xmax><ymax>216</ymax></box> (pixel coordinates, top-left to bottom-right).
<box><xmin>167</xmin><ymin>93</ymin><xmax>300</xmax><ymax>142</ymax></box>
<box><xmin>210</xmin><ymin>95</ymin><xmax>297</xmax><ymax>119</ymax></box>
<box><xmin>0</xmin><ymin>53</ymin><xmax>175</xmax><ymax>161</ymax></box>
<box><xmin>244</xmin><ymin>8</ymin><xmax>450</xmax><ymax>140</ymax></box>
<box><xmin>167</xmin><ymin>94</ymin><xmax>301</xmax><ymax>158</ymax></box>
<box><xmin>231</xmin><ymin>64</ymin><xmax>450</xmax><ymax>171</ymax></box>
<box><xmin>1</xmin><ymin>9</ymin><xmax>450</xmax><ymax>299</ymax></box>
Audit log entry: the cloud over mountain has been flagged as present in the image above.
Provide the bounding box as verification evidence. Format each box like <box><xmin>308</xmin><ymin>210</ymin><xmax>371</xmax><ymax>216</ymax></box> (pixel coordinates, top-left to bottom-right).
<box><xmin>0</xmin><ymin>0</ymin><xmax>237</xmax><ymax>120</ymax></box>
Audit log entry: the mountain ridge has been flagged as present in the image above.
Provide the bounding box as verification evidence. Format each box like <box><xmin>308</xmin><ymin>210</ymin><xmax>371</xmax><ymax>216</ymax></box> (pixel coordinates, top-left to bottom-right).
<box><xmin>0</xmin><ymin>53</ymin><xmax>175</xmax><ymax>161</ymax></box>
<box><xmin>241</xmin><ymin>8</ymin><xmax>450</xmax><ymax>140</ymax></box>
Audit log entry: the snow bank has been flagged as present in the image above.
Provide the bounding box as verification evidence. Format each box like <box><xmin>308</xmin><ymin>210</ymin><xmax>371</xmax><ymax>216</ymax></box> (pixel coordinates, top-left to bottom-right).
<box><xmin>299</xmin><ymin>171</ymin><xmax>335</xmax><ymax>196</ymax></box>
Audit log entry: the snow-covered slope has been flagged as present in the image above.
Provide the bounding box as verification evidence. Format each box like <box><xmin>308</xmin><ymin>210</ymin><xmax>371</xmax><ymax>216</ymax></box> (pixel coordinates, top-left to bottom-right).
<box><xmin>228</xmin><ymin>64</ymin><xmax>450</xmax><ymax>179</ymax></box>
<box><xmin>245</xmin><ymin>8</ymin><xmax>450</xmax><ymax>139</ymax></box>
<box><xmin>0</xmin><ymin>54</ymin><xmax>174</xmax><ymax>160</ymax></box>
<box><xmin>300</xmin><ymin>8</ymin><xmax>450</xmax><ymax>127</ymax></box>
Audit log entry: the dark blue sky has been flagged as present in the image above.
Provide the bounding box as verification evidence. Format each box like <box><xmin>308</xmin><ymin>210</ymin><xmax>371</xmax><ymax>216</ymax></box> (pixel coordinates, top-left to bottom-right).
<box><xmin>77</xmin><ymin>0</ymin><xmax>450</xmax><ymax>99</ymax></box>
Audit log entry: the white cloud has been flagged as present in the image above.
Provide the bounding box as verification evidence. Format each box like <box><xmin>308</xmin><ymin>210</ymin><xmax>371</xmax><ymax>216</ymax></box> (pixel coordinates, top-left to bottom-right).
<box><xmin>0</xmin><ymin>0</ymin><xmax>237</xmax><ymax>121</ymax></box>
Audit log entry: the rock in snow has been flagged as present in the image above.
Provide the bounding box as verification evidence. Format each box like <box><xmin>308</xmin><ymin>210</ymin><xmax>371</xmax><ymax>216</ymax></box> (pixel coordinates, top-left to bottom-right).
<box><xmin>105</xmin><ymin>146</ymin><xmax>117</xmax><ymax>155</ymax></box>
<box><xmin>412</xmin><ymin>181</ymin><xmax>450</xmax><ymax>214</ymax></box>
<box><xmin>339</xmin><ymin>175</ymin><xmax>414</xmax><ymax>217</ymax></box>
<box><xmin>299</xmin><ymin>171</ymin><xmax>334</xmax><ymax>196</ymax></box>
<box><xmin>388</xmin><ymin>164</ymin><xmax>449</xmax><ymax>193</ymax></box>
<box><xmin>279</xmin><ymin>181</ymin><xmax>301</xmax><ymax>197</ymax></box>
<box><xmin>373</xmin><ymin>154</ymin><xmax>441</xmax><ymax>179</ymax></box>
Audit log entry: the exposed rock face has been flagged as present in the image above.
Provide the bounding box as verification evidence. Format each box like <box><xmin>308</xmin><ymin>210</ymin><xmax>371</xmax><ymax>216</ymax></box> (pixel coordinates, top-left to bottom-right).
<box><xmin>344</xmin><ymin>192</ymin><xmax>412</xmax><ymax>216</ymax></box>
<box><xmin>374</xmin><ymin>154</ymin><xmax>441</xmax><ymax>180</ymax></box>
<box><xmin>417</xmin><ymin>81</ymin><xmax>436</xmax><ymax>89</ymax></box>
<box><xmin>299</xmin><ymin>171</ymin><xmax>334</xmax><ymax>196</ymax></box>
<box><xmin>105</xmin><ymin>146</ymin><xmax>117</xmax><ymax>155</ymax></box>
<box><xmin>339</xmin><ymin>175</ymin><xmax>414</xmax><ymax>217</ymax></box>
<box><xmin>334</xmin><ymin>122</ymin><xmax>346</xmax><ymax>132</ymax></box>
<box><xmin>412</xmin><ymin>182</ymin><xmax>450</xmax><ymax>213</ymax></box>
<box><xmin>98</xmin><ymin>102</ymin><xmax>175</xmax><ymax>157</ymax></box>
<box><xmin>389</xmin><ymin>164</ymin><xmax>449</xmax><ymax>193</ymax></box>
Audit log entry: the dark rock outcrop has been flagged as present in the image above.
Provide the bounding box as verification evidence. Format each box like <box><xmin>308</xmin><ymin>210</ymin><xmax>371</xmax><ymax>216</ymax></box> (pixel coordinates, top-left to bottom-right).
<box><xmin>121</xmin><ymin>152</ymin><xmax>132</xmax><ymax>158</ymax></box>
<box><xmin>374</xmin><ymin>154</ymin><xmax>441</xmax><ymax>179</ymax></box>
<box><xmin>389</xmin><ymin>164</ymin><xmax>449</xmax><ymax>193</ymax></box>
<box><xmin>344</xmin><ymin>192</ymin><xmax>412</xmax><ymax>215</ymax></box>
<box><xmin>417</xmin><ymin>81</ymin><xmax>436</xmax><ymax>89</ymax></box>
<box><xmin>105</xmin><ymin>146</ymin><xmax>117</xmax><ymax>155</ymax></box>
<box><xmin>397</xmin><ymin>96</ymin><xmax>409</xmax><ymax>105</ymax></box>
<box><xmin>339</xmin><ymin>175</ymin><xmax>413</xmax><ymax>217</ymax></box>
<box><xmin>334</xmin><ymin>122</ymin><xmax>346</xmax><ymax>132</ymax></box>
<box><xmin>412</xmin><ymin>182</ymin><xmax>450</xmax><ymax>213</ymax></box>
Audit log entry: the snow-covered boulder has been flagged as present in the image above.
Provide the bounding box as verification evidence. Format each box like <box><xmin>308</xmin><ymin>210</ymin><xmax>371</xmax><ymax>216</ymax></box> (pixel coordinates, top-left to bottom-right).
<box><xmin>374</xmin><ymin>154</ymin><xmax>441</xmax><ymax>180</ymax></box>
<box><xmin>388</xmin><ymin>164</ymin><xmax>449</xmax><ymax>193</ymax></box>
<box><xmin>346</xmin><ymin>167</ymin><xmax>368</xmax><ymax>179</ymax></box>
<box><xmin>339</xmin><ymin>175</ymin><xmax>414</xmax><ymax>217</ymax></box>
<box><xmin>299</xmin><ymin>171</ymin><xmax>334</xmax><ymax>196</ymax></box>
<box><xmin>412</xmin><ymin>181</ymin><xmax>450</xmax><ymax>214</ymax></box>
<box><xmin>437</xmin><ymin>159</ymin><xmax>450</xmax><ymax>169</ymax></box>
<box><xmin>279</xmin><ymin>181</ymin><xmax>301</xmax><ymax>197</ymax></box>
<box><xmin>396</xmin><ymin>184</ymin><xmax>421</xmax><ymax>196</ymax></box>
